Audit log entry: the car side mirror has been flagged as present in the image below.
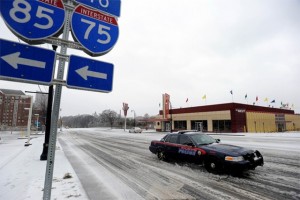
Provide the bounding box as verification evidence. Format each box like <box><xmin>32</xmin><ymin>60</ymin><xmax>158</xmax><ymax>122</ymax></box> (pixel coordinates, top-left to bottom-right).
<box><xmin>186</xmin><ymin>142</ymin><xmax>195</xmax><ymax>147</ymax></box>
<box><xmin>215</xmin><ymin>139</ymin><xmax>220</xmax><ymax>143</ymax></box>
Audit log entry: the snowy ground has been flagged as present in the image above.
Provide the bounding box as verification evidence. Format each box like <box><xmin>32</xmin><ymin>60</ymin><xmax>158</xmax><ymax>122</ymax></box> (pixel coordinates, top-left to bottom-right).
<box><xmin>1</xmin><ymin>129</ymin><xmax>300</xmax><ymax>200</ymax></box>
<box><xmin>0</xmin><ymin>131</ymin><xmax>88</xmax><ymax>200</ymax></box>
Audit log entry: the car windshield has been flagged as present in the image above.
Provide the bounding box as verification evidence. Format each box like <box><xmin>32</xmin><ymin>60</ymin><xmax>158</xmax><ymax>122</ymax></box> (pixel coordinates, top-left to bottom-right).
<box><xmin>190</xmin><ymin>134</ymin><xmax>216</xmax><ymax>145</ymax></box>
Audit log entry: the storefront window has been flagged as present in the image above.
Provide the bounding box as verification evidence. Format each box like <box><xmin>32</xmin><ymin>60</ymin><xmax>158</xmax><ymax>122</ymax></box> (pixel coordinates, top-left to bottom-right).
<box><xmin>213</xmin><ymin>120</ymin><xmax>231</xmax><ymax>132</ymax></box>
<box><xmin>174</xmin><ymin>120</ymin><xmax>187</xmax><ymax>130</ymax></box>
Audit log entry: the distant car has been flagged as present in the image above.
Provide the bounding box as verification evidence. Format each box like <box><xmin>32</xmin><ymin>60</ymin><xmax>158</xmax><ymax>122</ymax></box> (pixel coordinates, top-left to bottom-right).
<box><xmin>129</xmin><ymin>127</ymin><xmax>142</xmax><ymax>133</ymax></box>
<box><xmin>149</xmin><ymin>131</ymin><xmax>264</xmax><ymax>173</ymax></box>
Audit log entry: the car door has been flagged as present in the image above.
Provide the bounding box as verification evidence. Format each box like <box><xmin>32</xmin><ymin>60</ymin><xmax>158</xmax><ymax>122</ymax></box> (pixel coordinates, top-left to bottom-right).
<box><xmin>178</xmin><ymin>135</ymin><xmax>198</xmax><ymax>162</ymax></box>
<box><xmin>164</xmin><ymin>134</ymin><xmax>179</xmax><ymax>159</ymax></box>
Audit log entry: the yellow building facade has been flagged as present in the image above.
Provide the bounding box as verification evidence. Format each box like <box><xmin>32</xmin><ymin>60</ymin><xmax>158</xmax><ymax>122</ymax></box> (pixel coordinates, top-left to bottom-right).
<box><xmin>156</xmin><ymin>103</ymin><xmax>300</xmax><ymax>133</ymax></box>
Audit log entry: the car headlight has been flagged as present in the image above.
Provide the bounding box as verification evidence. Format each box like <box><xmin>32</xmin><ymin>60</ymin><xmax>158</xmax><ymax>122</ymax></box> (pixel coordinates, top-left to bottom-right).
<box><xmin>225</xmin><ymin>156</ymin><xmax>244</xmax><ymax>162</ymax></box>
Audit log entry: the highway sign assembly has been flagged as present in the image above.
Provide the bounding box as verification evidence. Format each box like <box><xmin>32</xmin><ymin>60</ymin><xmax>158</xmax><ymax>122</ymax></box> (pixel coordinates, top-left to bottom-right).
<box><xmin>0</xmin><ymin>0</ymin><xmax>121</xmax><ymax>199</ymax></box>
<box><xmin>75</xmin><ymin>0</ymin><xmax>121</xmax><ymax>17</ymax></box>
<box><xmin>0</xmin><ymin>38</ymin><xmax>56</xmax><ymax>85</ymax></box>
<box><xmin>67</xmin><ymin>55</ymin><xmax>114</xmax><ymax>92</ymax></box>
<box><xmin>71</xmin><ymin>4</ymin><xmax>119</xmax><ymax>56</ymax></box>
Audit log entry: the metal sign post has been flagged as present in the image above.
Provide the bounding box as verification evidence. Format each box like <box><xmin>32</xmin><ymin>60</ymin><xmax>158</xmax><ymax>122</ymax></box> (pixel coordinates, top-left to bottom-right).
<box><xmin>43</xmin><ymin>0</ymin><xmax>72</xmax><ymax>199</ymax></box>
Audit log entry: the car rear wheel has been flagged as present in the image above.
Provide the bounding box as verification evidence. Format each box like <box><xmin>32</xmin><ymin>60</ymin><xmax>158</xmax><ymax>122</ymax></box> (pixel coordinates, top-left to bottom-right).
<box><xmin>157</xmin><ymin>150</ymin><xmax>167</xmax><ymax>161</ymax></box>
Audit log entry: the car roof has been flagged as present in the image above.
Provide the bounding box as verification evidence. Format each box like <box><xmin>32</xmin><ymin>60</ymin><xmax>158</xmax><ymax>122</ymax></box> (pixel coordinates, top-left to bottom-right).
<box><xmin>167</xmin><ymin>130</ymin><xmax>203</xmax><ymax>135</ymax></box>
<box><xmin>177</xmin><ymin>130</ymin><xmax>201</xmax><ymax>134</ymax></box>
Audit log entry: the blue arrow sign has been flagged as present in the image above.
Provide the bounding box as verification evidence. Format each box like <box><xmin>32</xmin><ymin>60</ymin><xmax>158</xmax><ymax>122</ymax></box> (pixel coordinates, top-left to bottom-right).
<box><xmin>75</xmin><ymin>0</ymin><xmax>121</xmax><ymax>17</ymax></box>
<box><xmin>71</xmin><ymin>4</ymin><xmax>119</xmax><ymax>56</ymax></box>
<box><xmin>67</xmin><ymin>55</ymin><xmax>114</xmax><ymax>92</ymax></box>
<box><xmin>0</xmin><ymin>38</ymin><xmax>56</xmax><ymax>85</ymax></box>
<box><xmin>0</xmin><ymin>0</ymin><xmax>65</xmax><ymax>44</ymax></box>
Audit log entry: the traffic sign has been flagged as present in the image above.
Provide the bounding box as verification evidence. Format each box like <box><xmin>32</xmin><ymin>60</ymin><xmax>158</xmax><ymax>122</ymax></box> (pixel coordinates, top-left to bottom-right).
<box><xmin>75</xmin><ymin>0</ymin><xmax>121</xmax><ymax>17</ymax></box>
<box><xmin>71</xmin><ymin>4</ymin><xmax>119</xmax><ymax>56</ymax></box>
<box><xmin>0</xmin><ymin>38</ymin><xmax>56</xmax><ymax>85</ymax></box>
<box><xmin>0</xmin><ymin>0</ymin><xmax>65</xmax><ymax>44</ymax></box>
<box><xmin>67</xmin><ymin>55</ymin><xmax>114</xmax><ymax>92</ymax></box>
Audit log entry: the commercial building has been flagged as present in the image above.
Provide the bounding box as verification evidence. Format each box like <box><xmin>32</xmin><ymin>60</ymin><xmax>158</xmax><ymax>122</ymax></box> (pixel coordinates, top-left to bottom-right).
<box><xmin>155</xmin><ymin>101</ymin><xmax>300</xmax><ymax>133</ymax></box>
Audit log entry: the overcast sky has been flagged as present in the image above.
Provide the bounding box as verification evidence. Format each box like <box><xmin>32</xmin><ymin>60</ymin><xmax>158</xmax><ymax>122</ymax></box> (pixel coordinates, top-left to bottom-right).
<box><xmin>1</xmin><ymin>0</ymin><xmax>299</xmax><ymax>117</ymax></box>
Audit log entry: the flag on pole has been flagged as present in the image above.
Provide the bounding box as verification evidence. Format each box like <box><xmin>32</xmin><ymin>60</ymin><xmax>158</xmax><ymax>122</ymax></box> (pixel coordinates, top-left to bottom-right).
<box><xmin>202</xmin><ymin>95</ymin><xmax>206</xmax><ymax>100</ymax></box>
<box><xmin>230</xmin><ymin>90</ymin><xmax>233</xmax><ymax>95</ymax></box>
<box><xmin>264</xmin><ymin>98</ymin><xmax>268</xmax><ymax>102</ymax></box>
<box><xmin>271</xmin><ymin>100</ymin><xmax>275</xmax><ymax>103</ymax></box>
<box><xmin>186</xmin><ymin>98</ymin><xmax>189</xmax><ymax>103</ymax></box>
<box><xmin>256</xmin><ymin>96</ymin><xmax>258</xmax><ymax>101</ymax></box>
<box><xmin>245</xmin><ymin>94</ymin><xmax>247</xmax><ymax>99</ymax></box>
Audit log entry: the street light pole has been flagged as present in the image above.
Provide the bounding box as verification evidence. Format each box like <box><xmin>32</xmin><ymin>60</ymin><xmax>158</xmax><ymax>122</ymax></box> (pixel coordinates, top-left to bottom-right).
<box><xmin>24</xmin><ymin>95</ymin><xmax>33</xmax><ymax>146</ymax></box>
<box><xmin>24</xmin><ymin>89</ymin><xmax>52</xmax><ymax>160</ymax></box>
<box><xmin>170</xmin><ymin>101</ymin><xmax>172</xmax><ymax>133</ymax></box>
<box><xmin>40</xmin><ymin>86</ymin><xmax>53</xmax><ymax>160</ymax></box>
<box><xmin>34</xmin><ymin>114</ymin><xmax>39</xmax><ymax>132</ymax></box>
<box><xmin>40</xmin><ymin>45</ymin><xmax>57</xmax><ymax>160</ymax></box>
<box><xmin>131</xmin><ymin>110</ymin><xmax>136</xmax><ymax>127</ymax></box>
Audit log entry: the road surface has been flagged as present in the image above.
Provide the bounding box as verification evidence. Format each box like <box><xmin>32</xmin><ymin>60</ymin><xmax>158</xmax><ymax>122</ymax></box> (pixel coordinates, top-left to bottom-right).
<box><xmin>59</xmin><ymin>129</ymin><xmax>300</xmax><ymax>200</ymax></box>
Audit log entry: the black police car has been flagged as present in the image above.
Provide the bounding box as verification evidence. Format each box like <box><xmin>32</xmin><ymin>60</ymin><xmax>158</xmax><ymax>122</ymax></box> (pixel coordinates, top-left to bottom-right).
<box><xmin>149</xmin><ymin>131</ymin><xmax>264</xmax><ymax>173</ymax></box>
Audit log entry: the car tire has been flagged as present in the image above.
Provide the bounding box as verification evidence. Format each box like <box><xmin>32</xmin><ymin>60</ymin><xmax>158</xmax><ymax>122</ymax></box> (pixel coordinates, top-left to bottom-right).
<box><xmin>205</xmin><ymin>158</ymin><xmax>222</xmax><ymax>174</ymax></box>
<box><xmin>157</xmin><ymin>150</ymin><xmax>167</xmax><ymax>161</ymax></box>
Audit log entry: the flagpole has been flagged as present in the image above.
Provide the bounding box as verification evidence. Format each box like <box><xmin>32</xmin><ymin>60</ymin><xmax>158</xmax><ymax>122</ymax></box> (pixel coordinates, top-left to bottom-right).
<box><xmin>230</xmin><ymin>90</ymin><xmax>233</xmax><ymax>102</ymax></box>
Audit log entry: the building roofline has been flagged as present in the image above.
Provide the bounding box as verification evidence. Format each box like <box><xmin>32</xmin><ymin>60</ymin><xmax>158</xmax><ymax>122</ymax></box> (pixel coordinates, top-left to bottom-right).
<box><xmin>160</xmin><ymin>102</ymin><xmax>294</xmax><ymax>115</ymax></box>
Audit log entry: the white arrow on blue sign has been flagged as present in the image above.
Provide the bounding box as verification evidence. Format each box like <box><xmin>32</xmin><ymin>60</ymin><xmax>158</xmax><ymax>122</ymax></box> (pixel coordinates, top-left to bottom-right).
<box><xmin>71</xmin><ymin>4</ymin><xmax>119</xmax><ymax>56</ymax></box>
<box><xmin>67</xmin><ymin>55</ymin><xmax>114</xmax><ymax>92</ymax></box>
<box><xmin>0</xmin><ymin>0</ymin><xmax>65</xmax><ymax>44</ymax></box>
<box><xmin>0</xmin><ymin>38</ymin><xmax>56</xmax><ymax>85</ymax></box>
<box><xmin>75</xmin><ymin>0</ymin><xmax>121</xmax><ymax>17</ymax></box>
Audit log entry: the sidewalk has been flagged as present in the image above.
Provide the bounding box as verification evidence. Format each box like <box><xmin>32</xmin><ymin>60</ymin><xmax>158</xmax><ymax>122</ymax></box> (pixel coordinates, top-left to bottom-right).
<box><xmin>0</xmin><ymin>131</ymin><xmax>88</xmax><ymax>200</ymax></box>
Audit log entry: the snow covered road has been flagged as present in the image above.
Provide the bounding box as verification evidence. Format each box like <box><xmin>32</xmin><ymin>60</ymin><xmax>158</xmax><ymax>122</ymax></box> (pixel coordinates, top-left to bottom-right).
<box><xmin>59</xmin><ymin>129</ymin><xmax>300</xmax><ymax>200</ymax></box>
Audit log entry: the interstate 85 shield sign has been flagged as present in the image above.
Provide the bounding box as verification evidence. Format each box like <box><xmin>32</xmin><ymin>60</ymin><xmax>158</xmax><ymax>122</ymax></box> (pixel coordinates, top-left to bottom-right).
<box><xmin>0</xmin><ymin>0</ymin><xmax>65</xmax><ymax>44</ymax></box>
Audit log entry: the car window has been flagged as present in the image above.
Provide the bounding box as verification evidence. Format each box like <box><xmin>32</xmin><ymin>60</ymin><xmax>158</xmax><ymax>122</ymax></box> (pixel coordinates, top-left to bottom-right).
<box><xmin>161</xmin><ymin>135</ymin><xmax>169</xmax><ymax>142</ymax></box>
<box><xmin>166</xmin><ymin>135</ymin><xmax>178</xmax><ymax>143</ymax></box>
<box><xmin>190</xmin><ymin>134</ymin><xmax>216</xmax><ymax>145</ymax></box>
<box><xmin>179</xmin><ymin>135</ymin><xmax>193</xmax><ymax>145</ymax></box>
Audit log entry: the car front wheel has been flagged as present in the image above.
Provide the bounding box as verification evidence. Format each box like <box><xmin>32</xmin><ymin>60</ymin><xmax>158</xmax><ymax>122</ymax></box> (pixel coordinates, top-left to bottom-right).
<box><xmin>205</xmin><ymin>158</ymin><xmax>222</xmax><ymax>174</ymax></box>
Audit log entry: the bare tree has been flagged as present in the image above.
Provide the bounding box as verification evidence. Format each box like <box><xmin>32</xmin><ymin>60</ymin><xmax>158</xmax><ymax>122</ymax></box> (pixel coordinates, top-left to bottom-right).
<box><xmin>100</xmin><ymin>109</ymin><xmax>118</xmax><ymax>129</ymax></box>
<box><xmin>33</xmin><ymin>93</ymin><xmax>48</xmax><ymax>125</ymax></box>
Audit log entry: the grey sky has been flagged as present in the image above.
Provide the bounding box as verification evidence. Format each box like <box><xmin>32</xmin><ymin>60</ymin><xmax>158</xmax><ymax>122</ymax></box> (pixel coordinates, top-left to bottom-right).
<box><xmin>1</xmin><ymin>0</ymin><xmax>299</xmax><ymax>117</ymax></box>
